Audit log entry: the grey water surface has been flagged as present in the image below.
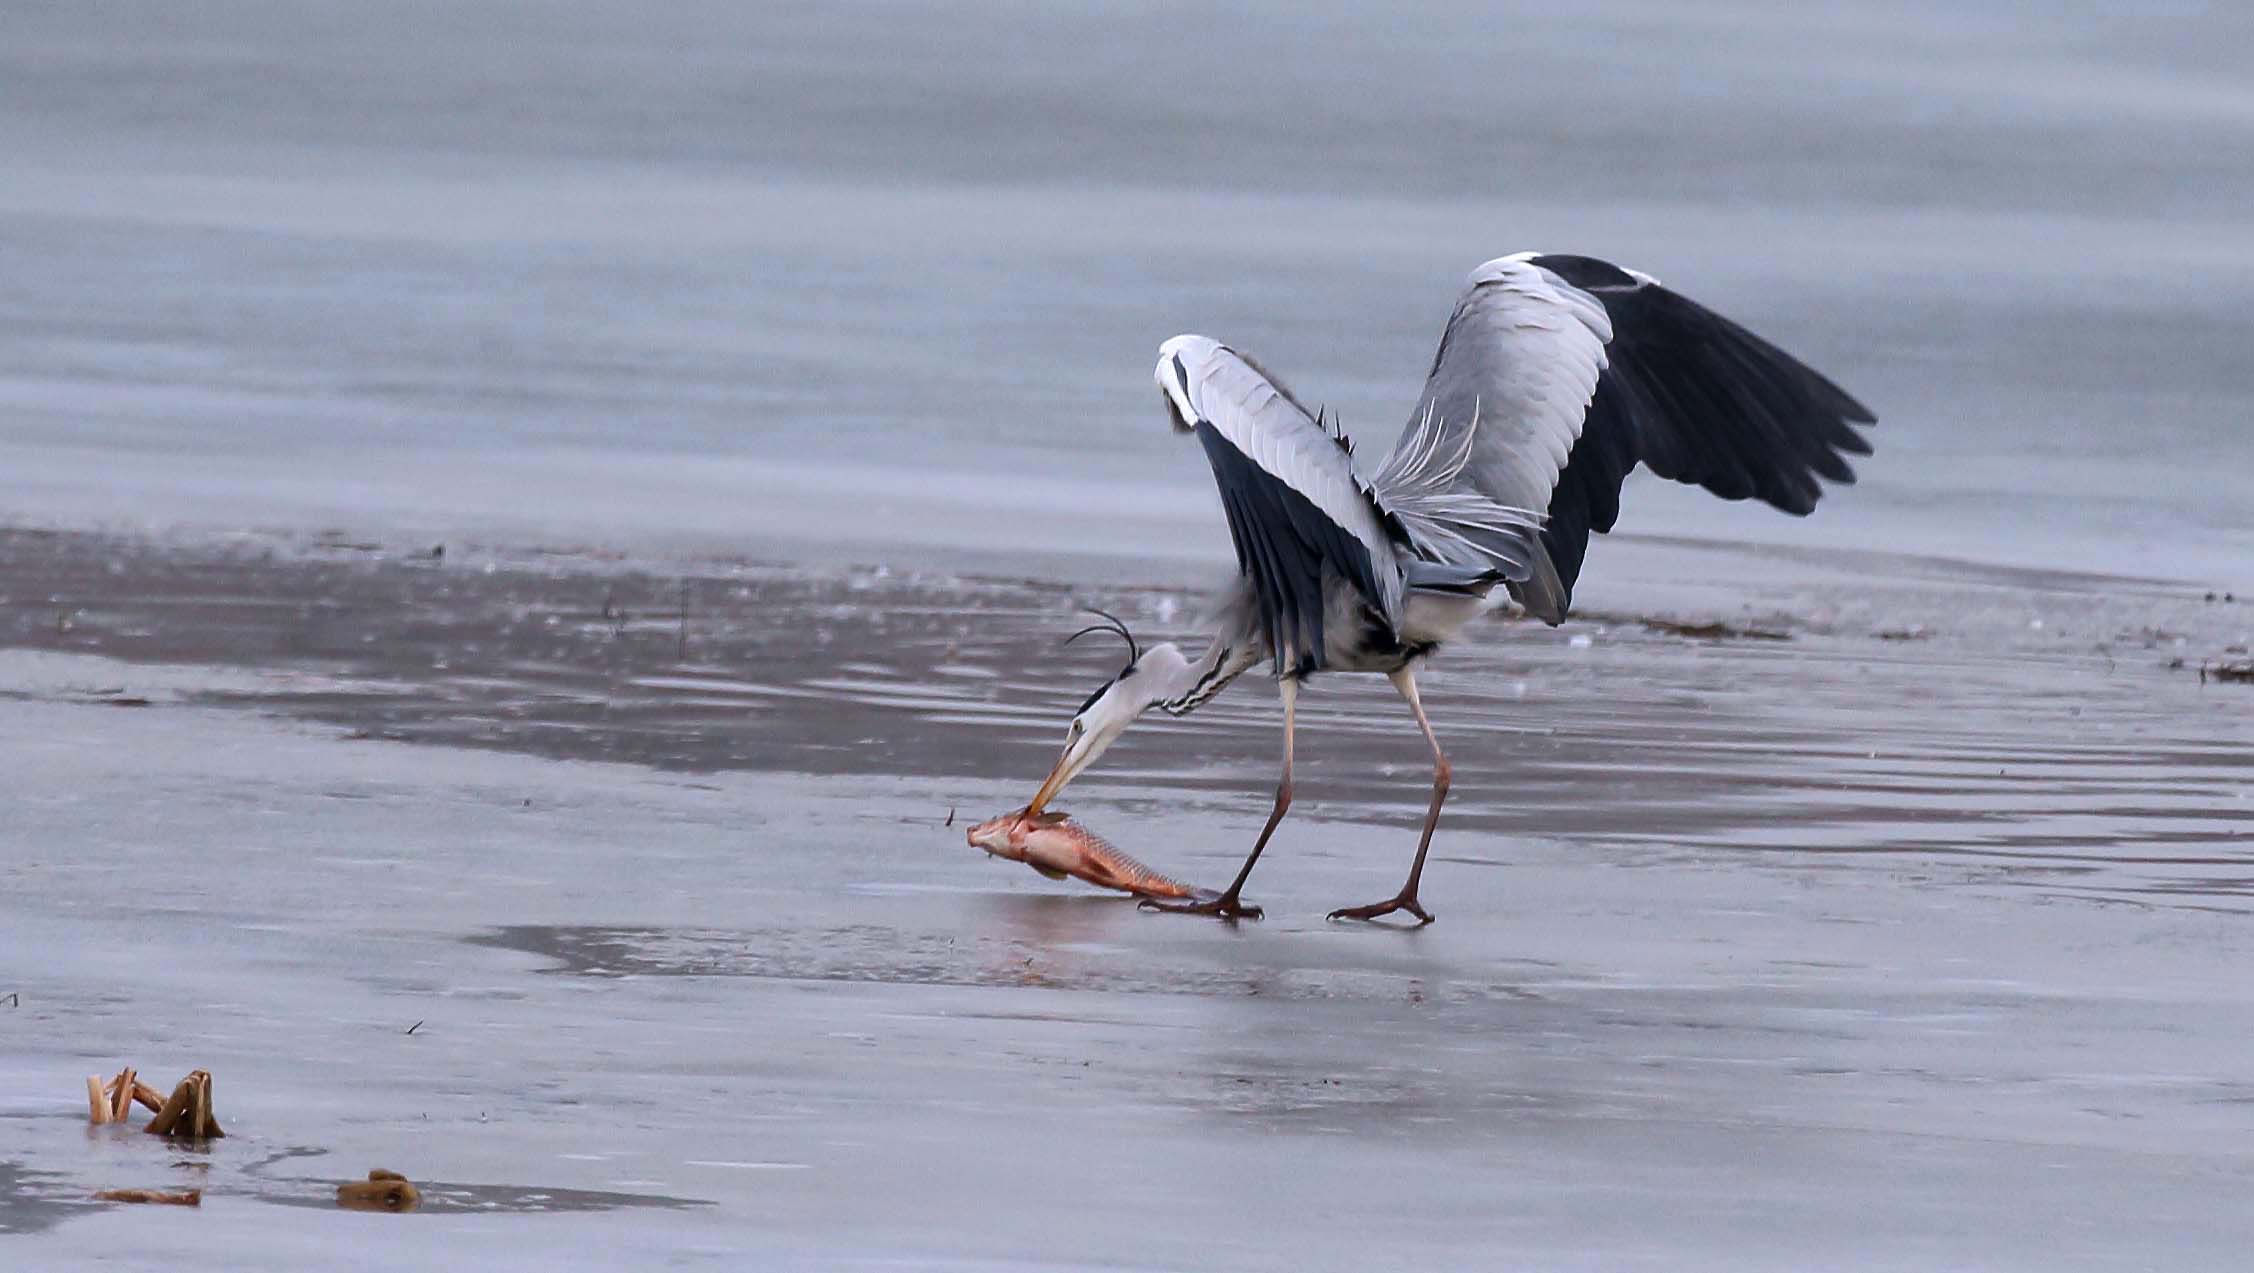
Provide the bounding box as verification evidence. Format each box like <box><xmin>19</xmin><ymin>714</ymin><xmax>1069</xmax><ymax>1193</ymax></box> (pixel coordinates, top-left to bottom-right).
<box><xmin>3</xmin><ymin>1</ymin><xmax>2251</xmax><ymax>582</ymax></box>
<box><xmin>4</xmin><ymin>4</ymin><xmax>2254</xmax><ymax>1270</ymax></box>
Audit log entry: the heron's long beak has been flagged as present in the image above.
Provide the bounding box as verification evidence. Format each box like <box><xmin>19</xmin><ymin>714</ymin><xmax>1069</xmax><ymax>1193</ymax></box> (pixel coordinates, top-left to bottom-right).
<box><xmin>1028</xmin><ymin>719</ymin><xmax>1106</xmax><ymax>816</ymax></box>
<box><xmin>1026</xmin><ymin>742</ymin><xmax>1075</xmax><ymax>817</ymax></box>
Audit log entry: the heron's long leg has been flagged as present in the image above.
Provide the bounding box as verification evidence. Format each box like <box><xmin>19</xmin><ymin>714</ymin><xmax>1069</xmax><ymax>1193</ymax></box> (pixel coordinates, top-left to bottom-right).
<box><xmin>1220</xmin><ymin>676</ymin><xmax>1297</xmax><ymax>899</ymax></box>
<box><xmin>1329</xmin><ymin>666</ymin><xmax>1446</xmax><ymax>926</ymax></box>
<box><xmin>1142</xmin><ymin>676</ymin><xmax>1295</xmax><ymax>921</ymax></box>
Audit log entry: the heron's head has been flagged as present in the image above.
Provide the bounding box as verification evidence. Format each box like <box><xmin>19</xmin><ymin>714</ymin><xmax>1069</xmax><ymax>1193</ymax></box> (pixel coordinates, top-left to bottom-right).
<box><xmin>1026</xmin><ymin>610</ymin><xmax>1185</xmax><ymax>815</ymax></box>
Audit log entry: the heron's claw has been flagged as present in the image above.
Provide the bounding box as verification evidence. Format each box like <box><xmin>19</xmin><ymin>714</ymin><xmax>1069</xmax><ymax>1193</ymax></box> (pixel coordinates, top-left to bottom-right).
<box><xmin>1140</xmin><ymin>891</ymin><xmax>1263</xmax><ymax>921</ymax></box>
<box><xmin>1327</xmin><ymin>895</ymin><xmax>1435</xmax><ymax>926</ymax></box>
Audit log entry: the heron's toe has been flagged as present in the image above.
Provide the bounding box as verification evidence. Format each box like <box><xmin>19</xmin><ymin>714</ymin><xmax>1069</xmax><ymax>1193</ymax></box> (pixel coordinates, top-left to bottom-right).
<box><xmin>1327</xmin><ymin>896</ymin><xmax>1435</xmax><ymax>926</ymax></box>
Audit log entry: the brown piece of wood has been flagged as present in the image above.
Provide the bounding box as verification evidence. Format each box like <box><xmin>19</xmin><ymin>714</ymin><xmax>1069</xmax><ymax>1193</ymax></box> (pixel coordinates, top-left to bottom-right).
<box><xmin>144</xmin><ymin>1076</ymin><xmax>194</xmax><ymax>1136</ymax></box>
<box><xmin>199</xmin><ymin>1071</ymin><xmax>224</xmax><ymax>1137</ymax></box>
<box><xmin>131</xmin><ymin>1080</ymin><xmax>167</xmax><ymax>1114</ymax></box>
<box><xmin>190</xmin><ymin>1070</ymin><xmax>215</xmax><ymax>1139</ymax></box>
<box><xmin>145</xmin><ymin>1071</ymin><xmax>226</xmax><ymax>1138</ymax></box>
<box><xmin>87</xmin><ymin>1076</ymin><xmax>111</xmax><ymax>1124</ymax></box>
<box><xmin>93</xmin><ymin>1188</ymin><xmax>202</xmax><ymax>1206</ymax></box>
<box><xmin>336</xmin><ymin>1171</ymin><xmax>421</xmax><ymax>1212</ymax></box>
<box><xmin>109</xmin><ymin>1068</ymin><xmax>136</xmax><ymax>1122</ymax></box>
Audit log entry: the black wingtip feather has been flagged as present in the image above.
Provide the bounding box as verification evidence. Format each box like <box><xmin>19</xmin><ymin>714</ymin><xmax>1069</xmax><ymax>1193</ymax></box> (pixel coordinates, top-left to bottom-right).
<box><xmin>1524</xmin><ymin>254</ymin><xmax>1876</xmax><ymax>609</ymax></box>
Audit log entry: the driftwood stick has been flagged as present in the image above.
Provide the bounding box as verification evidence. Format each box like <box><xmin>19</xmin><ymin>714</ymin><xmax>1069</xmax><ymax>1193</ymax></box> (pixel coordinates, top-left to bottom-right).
<box><xmin>145</xmin><ymin>1077</ymin><xmax>194</xmax><ymax>1136</ymax></box>
<box><xmin>336</xmin><ymin>1170</ymin><xmax>421</xmax><ymax>1212</ymax></box>
<box><xmin>131</xmin><ymin>1080</ymin><xmax>168</xmax><ymax>1114</ymax></box>
<box><xmin>87</xmin><ymin>1076</ymin><xmax>111</xmax><ymax>1124</ymax></box>
<box><xmin>146</xmin><ymin>1071</ymin><xmax>225</xmax><ymax>1138</ymax></box>
<box><xmin>110</xmin><ymin>1068</ymin><xmax>136</xmax><ymax>1122</ymax></box>
<box><xmin>191</xmin><ymin>1071</ymin><xmax>219</xmax><ymax>1139</ymax></box>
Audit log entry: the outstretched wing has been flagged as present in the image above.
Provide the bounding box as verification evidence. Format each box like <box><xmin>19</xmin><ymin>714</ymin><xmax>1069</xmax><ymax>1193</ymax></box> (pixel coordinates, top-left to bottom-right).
<box><xmin>1522</xmin><ymin>254</ymin><xmax>1874</xmax><ymax>614</ymax></box>
<box><xmin>1157</xmin><ymin>334</ymin><xmax>1400</xmax><ymax>674</ymax></box>
<box><xmin>1375</xmin><ymin>253</ymin><xmax>1876</xmax><ymax>623</ymax></box>
<box><xmin>1367</xmin><ymin>256</ymin><xmax>1611</xmax><ymax>588</ymax></box>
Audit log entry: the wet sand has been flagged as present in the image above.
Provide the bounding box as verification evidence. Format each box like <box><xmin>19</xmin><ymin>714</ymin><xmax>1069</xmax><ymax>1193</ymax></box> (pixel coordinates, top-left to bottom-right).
<box><xmin>2</xmin><ymin>525</ymin><xmax>2250</xmax><ymax>1269</ymax></box>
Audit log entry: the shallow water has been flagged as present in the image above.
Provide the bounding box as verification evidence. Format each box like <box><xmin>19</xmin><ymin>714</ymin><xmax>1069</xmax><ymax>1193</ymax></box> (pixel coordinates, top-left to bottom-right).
<box><xmin>3</xmin><ymin>3</ymin><xmax>2252</xmax><ymax>583</ymax></box>
<box><xmin>2</xmin><ymin>657</ymin><xmax>2251</xmax><ymax>1269</ymax></box>
<box><xmin>6</xmin><ymin>527</ymin><xmax>2245</xmax><ymax>908</ymax></box>
<box><xmin>0</xmin><ymin>524</ymin><xmax>2250</xmax><ymax>1267</ymax></box>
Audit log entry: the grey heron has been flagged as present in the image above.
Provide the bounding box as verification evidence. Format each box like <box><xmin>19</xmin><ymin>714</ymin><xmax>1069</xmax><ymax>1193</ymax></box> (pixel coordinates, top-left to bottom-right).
<box><xmin>1024</xmin><ymin>253</ymin><xmax>1875</xmax><ymax>923</ymax></box>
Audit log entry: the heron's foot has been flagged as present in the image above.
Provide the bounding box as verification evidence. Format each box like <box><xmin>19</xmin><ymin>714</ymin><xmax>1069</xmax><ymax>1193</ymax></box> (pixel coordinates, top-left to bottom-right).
<box><xmin>1140</xmin><ymin>889</ymin><xmax>1263</xmax><ymax>921</ymax></box>
<box><xmin>1327</xmin><ymin>893</ymin><xmax>1434</xmax><ymax>926</ymax></box>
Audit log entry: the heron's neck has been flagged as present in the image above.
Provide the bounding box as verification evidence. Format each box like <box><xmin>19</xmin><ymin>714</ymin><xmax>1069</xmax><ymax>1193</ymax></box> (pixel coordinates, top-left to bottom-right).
<box><xmin>1152</xmin><ymin>638</ymin><xmax>1261</xmax><ymax>717</ymax></box>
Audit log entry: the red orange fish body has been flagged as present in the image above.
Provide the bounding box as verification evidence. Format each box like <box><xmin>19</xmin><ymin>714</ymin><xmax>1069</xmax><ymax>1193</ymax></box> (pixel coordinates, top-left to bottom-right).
<box><xmin>966</xmin><ymin>809</ymin><xmax>1211</xmax><ymax>901</ymax></box>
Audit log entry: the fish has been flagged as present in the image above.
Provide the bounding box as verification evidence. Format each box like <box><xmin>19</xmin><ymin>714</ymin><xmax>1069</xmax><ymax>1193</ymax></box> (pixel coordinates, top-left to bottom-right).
<box><xmin>966</xmin><ymin>809</ymin><xmax>1213</xmax><ymax>901</ymax></box>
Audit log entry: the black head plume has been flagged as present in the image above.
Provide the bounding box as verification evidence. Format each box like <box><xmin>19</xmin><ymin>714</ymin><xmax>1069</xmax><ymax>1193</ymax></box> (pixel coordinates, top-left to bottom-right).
<box><xmin>1063</xmin><ymin>606</ymin><xmax>1140</xmax><ymax>669</ymax></box>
